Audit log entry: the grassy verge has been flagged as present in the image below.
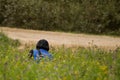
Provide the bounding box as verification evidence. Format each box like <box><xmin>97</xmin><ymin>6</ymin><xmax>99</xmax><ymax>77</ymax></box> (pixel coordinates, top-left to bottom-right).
<box><xmin>0</xmin><ymin>32</ymin><xmax>120</xmax><ymax>80</ymax></box>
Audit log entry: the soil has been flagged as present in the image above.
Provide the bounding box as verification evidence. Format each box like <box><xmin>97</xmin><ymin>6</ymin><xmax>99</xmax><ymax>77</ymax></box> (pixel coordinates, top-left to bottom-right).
<box><xmin>1</xmin><ymin>27</ymin><xmax>120</xmax><ymax>50</ymax></box>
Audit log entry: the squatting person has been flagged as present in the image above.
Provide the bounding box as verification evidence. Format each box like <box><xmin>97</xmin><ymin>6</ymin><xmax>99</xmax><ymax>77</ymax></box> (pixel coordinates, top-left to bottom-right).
<box><xmin>28</xmin><ymin>39</ymin><xmax>52</xmax><ymax>62</ymax></box>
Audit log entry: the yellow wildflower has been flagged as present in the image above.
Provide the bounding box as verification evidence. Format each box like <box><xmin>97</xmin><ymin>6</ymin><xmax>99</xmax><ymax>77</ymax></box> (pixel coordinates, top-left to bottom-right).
<box><xmin>100</xmin><ymin>65</ymin><xmax>108</xmax><ymax>74</ymax></box>
<box><xmin>100</xmin><ymin>65</ymin><xmax>107</xmax><ymax>71</ymax></box>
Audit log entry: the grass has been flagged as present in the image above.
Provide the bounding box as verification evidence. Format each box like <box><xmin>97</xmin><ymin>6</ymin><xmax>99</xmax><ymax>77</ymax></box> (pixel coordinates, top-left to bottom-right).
<box><xmin>0</xmin><ymin>32</ymin><xmax>120</xmax><ymax>80</ymax></box>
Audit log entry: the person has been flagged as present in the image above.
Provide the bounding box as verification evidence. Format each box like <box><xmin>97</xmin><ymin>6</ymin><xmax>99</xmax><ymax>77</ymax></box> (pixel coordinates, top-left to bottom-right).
<box><xmin>28</xmin><ymin>39</ymin><xmax>52</xmax><ymax>62</ymax></box>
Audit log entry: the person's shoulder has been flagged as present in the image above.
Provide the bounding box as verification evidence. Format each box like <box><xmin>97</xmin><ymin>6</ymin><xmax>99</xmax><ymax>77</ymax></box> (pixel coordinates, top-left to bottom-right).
<box><xmin>40</xmin><ymin>49</ymin><xmax>50</xmax><ymax>54</ymax></box>
<box><xmin>40</xmin><ymin>49</ymin><xmax>46</xmax><ymax>51</ymax></box>
<box><xmin>30</xmin><ymin>49</ymin><xmax>39</xmax><ymax>53</ymax></box>
<box><xmin>29</xmin><ymin>49</ymin><xmax>36</xmax><ymax>53</ymax></box>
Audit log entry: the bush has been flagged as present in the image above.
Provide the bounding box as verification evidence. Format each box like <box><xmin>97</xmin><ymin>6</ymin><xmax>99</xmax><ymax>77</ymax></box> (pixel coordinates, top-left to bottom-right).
<box><xmin>0</xmin><ymin>0</ymin><xmax>120</xmax><ymax>35</ymax></box>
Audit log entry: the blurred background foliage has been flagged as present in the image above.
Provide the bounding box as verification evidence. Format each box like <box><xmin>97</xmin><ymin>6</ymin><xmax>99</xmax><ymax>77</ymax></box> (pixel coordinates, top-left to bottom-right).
<box><xmin>0</xmin><ymin>0</ymin><xmax>120</xmax><ymax>35</ymax></box>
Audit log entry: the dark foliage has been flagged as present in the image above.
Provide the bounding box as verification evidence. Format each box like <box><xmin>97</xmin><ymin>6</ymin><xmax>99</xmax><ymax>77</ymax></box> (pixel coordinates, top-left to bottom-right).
<box><xmin>0</xmin><ymin>0</ymin><xmax>120</xmax><ymax>35</ymax></box>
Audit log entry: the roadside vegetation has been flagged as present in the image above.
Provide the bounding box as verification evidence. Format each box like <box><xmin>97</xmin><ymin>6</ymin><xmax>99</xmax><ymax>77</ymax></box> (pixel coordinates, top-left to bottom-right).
<box><xmin>0</xmin><ymin>0</ymin><xmax>120</xmax><ymax>35</ymax></box>
<box><xmin>0</xmin><ymin>32</ymin><xmax>120</xmax><ymax>80</ymax></box>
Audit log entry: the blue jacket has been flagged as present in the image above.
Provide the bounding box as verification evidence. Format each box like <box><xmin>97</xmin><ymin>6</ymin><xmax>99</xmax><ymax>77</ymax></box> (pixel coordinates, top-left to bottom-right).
<box><xmin>33</xmin><ymin>49</ymin><xmax>52</xmax><ymax>61</ymax></box>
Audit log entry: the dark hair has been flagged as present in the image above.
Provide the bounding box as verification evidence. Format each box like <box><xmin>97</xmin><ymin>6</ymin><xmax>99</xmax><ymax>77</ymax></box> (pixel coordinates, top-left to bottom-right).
<box><xmin>36</xmin><ymin>39</ymin><xmax>49</xmax><ymax>51</ymax></box>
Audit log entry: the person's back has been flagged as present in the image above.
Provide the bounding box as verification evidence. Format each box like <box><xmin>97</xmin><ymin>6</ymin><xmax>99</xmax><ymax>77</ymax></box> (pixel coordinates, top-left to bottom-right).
<box><xmin>28</xmin><ymin>39</ymin><xmax>52</xmax><ymax>62</ymax></box>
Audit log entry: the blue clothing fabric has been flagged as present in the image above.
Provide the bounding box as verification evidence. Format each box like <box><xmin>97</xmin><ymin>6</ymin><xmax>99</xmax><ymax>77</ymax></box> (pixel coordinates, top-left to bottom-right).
<box><xmin>33</xmin><ymin>49</ymin><xmax>52</xmax><ymax>61</ymax></box>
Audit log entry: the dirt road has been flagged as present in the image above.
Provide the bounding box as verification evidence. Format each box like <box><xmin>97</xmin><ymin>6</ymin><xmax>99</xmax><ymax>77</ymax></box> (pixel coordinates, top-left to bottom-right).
<box><xmin>0</xmin><ymin>27</ymin><xmax>120</xmax><ymax>50</ymax></box>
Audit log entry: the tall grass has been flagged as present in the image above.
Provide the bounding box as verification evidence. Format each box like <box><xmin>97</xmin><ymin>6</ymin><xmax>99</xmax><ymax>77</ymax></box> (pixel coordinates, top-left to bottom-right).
<box><xmin>0</xmin><ymin>32</ymin><xmax>120</xmax><ymax>80</ymax></box>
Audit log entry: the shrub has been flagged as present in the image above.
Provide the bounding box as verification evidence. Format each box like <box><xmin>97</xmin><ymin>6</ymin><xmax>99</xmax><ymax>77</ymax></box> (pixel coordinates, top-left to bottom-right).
<box><xmin>0</xmin><ymin>0</ymin><xmax>120</xmax><ymax>35</ymax></box>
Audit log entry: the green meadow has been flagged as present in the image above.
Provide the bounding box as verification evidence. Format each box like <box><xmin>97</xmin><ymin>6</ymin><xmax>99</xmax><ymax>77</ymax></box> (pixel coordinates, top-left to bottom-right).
<box><xmin>0</xmin><ymin>32</ymin><xmax>120</xmax><ymax>80</ymax></box>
